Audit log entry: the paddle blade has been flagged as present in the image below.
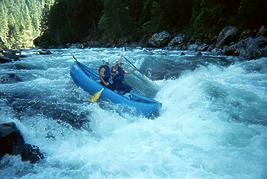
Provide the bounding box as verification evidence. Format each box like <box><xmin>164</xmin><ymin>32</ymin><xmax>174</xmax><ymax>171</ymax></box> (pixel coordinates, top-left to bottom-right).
<box><xmin>90</xmin><ymin>88</ymin><xmax>104</xmax><ymax>102</ymax></box>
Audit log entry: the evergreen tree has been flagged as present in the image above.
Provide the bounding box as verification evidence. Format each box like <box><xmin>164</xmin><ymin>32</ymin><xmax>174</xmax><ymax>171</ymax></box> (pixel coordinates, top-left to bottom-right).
<box><xmin>0</xmin><ymin>4</ymin><xmax>9</xmax><ymax>48</ymax></box>
<box><xmin>99</xmin><ymin>0</ymin><xmax>135</xmax><ymax>42</ymax></box>
<box><xmin>40</xmin><ymin>0</ymin><xmax>102</xmax><ymax>46</ymax></box>
<box><xmin>190</xmin><ymin>0</ymin><xmax>229</xmax><ymax>40</ymax></box>
<box><xmin>0</xmin><ymin>0</ymin><xmax>55</xmax><ymax>49</ymax></box>
<box><xmin>238</xmin><ymin>0</ymin><xmax>267</xmax><ymax>28</ymax></box>
<box><xmin>159</xmin><ymin>0</ymin><xmax>193</xmax><ymax>31</ymax></box>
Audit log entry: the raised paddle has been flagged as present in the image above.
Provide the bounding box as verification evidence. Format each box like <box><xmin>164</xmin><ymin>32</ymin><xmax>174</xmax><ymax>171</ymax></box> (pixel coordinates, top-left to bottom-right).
<box><xmin>121</xmin><ymin>55</ymin><xmax>157</xmax><ymax>87</ymax></box>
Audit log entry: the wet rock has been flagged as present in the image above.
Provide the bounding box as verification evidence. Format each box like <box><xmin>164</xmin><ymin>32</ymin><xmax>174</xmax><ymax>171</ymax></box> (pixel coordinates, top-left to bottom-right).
<box><xmin>0</xmin><ymin>56</ymin><xmax>15</xmax><ymax>63</ymax></box>
<box><xmin>37</xmin><ymin>49</ymin><xmax>52</xmax><ymax>55</ymax></box>
<box><xmin>240</xmin><ymin>29</ymin><xmax>257</xmax><ymax>39</ymax></box>
<box><xmin>0</xmin><ymin>73</ymin><xmax>22</xmax><ymax>84</ymax></box>
<box><xmin>0</xmin><ymin>122</ymin><xmax>44</xmax><ymax>163</ymax></box>
<box><xmin>211</xmin><ymin>48</ymin><xmax>224</xmax><ymax>55</ymax></box>
<box><xmin>197</xmin><ymin>43</ymin><xmax>209</xmax><ymax>51</ymax></box>
<box><xmin>66</xmin><ymin>43</ymin><xmax>84</xmax><ymax>48</ymax></box>
<box><xmin>216</xmin><ymin>26</ymin><xmax>238</xmax><ymax>48</ymax></box>
<box><xmin>20</xmin><ymin>144</ymin><xmax>44</xmax><ymax>163</ymax></box>
<box><xmin>168</xmin><ymin>34</ymin><xmax>187</xmax><ymax>48</ymax></box>
<box><xmin>196</xmin><ymin>52</ymin><xmax>203</xmax><ymax>56</ymax></box>
<box><xmin>2</xmin><ymin>50</ymin><xmax>27</xmax><ymax>59</ymax></box>
<box><xmin>188</xmin><ymin>43</ymin><xmax>199</xmax><ymax>51</ymax></box>
<box><xmin>232</xmin><ymin>38</ymin><xmax>257</xmax><ymax>59</ymax></box>
<box><xmin>223</xmin><ymin>46</ymin><xmax>240</xmax><ymax>56</ymax></box>
<box><xmin>230</xmin><ymin>36</ymin><xmax>267</xmax><ymax>59</ymax></box>
<box><xmin>207</xmin><ymin>44</ymin><xmax>215</xmax><ymax>52</ymax></box>
<box><xmin>147</xmin><ymin>31</ymin><xmax>171</xmax><ymax>47</ymax></box>
<box><xmin>260</xmin><ymin>46</ymin><xmax>267</xmax><ymax>57</ymax></box>
<box><xmin>254</xmin><ymin>36</ymin><xmax>267</xmax><ymax>48</ymax></box>
<box><xmin>258</xmin><ymin>25</ymin><xmax>267</xmax><ymax>37</ymax></box>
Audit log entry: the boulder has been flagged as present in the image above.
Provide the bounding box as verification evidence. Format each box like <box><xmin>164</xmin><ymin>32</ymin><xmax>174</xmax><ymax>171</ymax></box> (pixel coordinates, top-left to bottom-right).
<box><xmin>230</xmin><ymin>37</ymin><xmax>261</xmax><ymax>59</ymax></box>
<box><xmin>168</xmin><ymin>34</ymin><xmax>187</xmax><ymax>48</ymax></box>
<box><xmin>188</xmin><ymin>43</ymin><xmax>199</xmax><ymax>51</ymax></box>
<box><xmin>0</xmin><ymin>56</ymin><xmax>15</xmax><ymax>63</ymax></box>
<box><xmin>38</xmin><ymin>49</ymin><xmax>52</xmax><ymax>55</ymax></box>
<box><xmin>260</xmin><ymin>46</ymin><xmax>267</xmax><ymax>57</ymax></box>
<box><xmin>197</xmin><ymin>43</ymin><xmax>209</xmax><ymax>51</ymax></box>
<box><xmin>240</xmin><ymin>29</ymin><xmax>258</xmax><ymax>39</ymax></box>
<box><xmin>216</xmin><ymin>26</ymin><xmax>238</xmax><ymax>48</ymax></box>
<box><xmin>211</xmin><ymin>48</ymin><xmax>224</xmax><ymax>55</ymax></box>
<box><xmin>0</xmin><ymin>122</ymin><xmax>44</xmax><ymax>163</ymax></box>
<box><xmin>227</xmin><ymin>35</ymin><xmax>267</xmax><ymax>59</ymax></box>
<box><xmin>223</xmin><ymin>46</ymin><xmax>240</xmax><ymax>56</ymax></box>
<box><xmin>147</xmin><ymin>31</ymin><xmax>171</xmax><ymax>47</ymax></box>
<box><xmin>258</xmin><ymin>26</ymin><xmax>267</xmax><ymax>37</ymax></box>
<box><xmin>253</xmin><ymin>36</ymin><xmax>267</xmax><ymax>48</ymax></box>
<box><xmin>207</xmin><ymin>44</ymin><xmax>215</xmax><ymax>52</ymax></box>
<box><xmin>66</xmin><ymin>43</ymin><xmax>84</xmax><ymax>48</ymax></box>
<box><xmin>196</xmin><ymin>52</ymin><xmax>203</xmax><ymax>56</ymax></box>
<box><xmin>0</xmin><ymin>73</ymin><xmax>22</xmax><ymax>84</ymax></box>
<box><xmin>2</xmin><ymin>50</ymin><xmax>27</xmax><ymax>58</ymax></box>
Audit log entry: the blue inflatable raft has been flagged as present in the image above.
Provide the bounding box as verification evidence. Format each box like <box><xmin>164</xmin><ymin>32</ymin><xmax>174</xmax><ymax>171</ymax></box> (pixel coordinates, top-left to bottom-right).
<box><xmin>70</xmin><ymin>61</ymin><xmax>161</xmax><ymax>118</ymax></box>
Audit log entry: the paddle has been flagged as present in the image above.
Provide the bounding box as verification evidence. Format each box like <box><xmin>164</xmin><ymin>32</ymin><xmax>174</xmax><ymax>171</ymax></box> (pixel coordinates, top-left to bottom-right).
<box><xmin>121</xmin><ymin>55</ymin><xmax>156</xmax><ymax>87</ymax></box>
<box><xmin>72</xmin><ymin>55</ymin><xmax>79</xmax><ymax>62</ymax></box>
<box><xmin>90</xmin><ymin>88</ymin><xmax>104</xmax><ymax>102</ymax></box>
<box><xmin>72</xmin><ymin>55</ymin><xmax>104</xmax><ymax>102</ymax></box>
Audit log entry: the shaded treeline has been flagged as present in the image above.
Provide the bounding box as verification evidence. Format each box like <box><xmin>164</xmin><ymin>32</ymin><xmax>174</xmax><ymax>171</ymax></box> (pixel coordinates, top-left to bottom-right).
<box><xmin>38</xmin><ymin>0</ymin><xmax>267</xmax><ymax>47</ymax></box>
<box><xmin>1</xmin><ymin>0</ymin><xmax>267</xmax><ymax>48</ymax></box>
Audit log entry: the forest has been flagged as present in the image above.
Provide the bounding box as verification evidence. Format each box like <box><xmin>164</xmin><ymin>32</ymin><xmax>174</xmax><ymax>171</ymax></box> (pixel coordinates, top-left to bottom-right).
<box><xmin>0</xmin><ymin>0</ymin><xmax>54</xmax><ymax>49</ymax></box>
<box><xmin>0</xmin><ymin>0</ymin><xmax>266</xmax><ymax>49</ymax></box>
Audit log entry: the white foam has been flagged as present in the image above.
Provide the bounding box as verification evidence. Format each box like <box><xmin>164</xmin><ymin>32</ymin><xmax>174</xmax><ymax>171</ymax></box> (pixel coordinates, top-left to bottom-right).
<box><xmin>0</xmin><ymin>49</ymin><xmax>266</xmax><ymax>179</ymax></box>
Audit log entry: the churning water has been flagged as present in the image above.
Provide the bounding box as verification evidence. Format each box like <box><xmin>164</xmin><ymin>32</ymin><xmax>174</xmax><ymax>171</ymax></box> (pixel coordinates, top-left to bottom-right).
<box><xmin>0</xmin><ymin>48</ymin><xmax>266</xmax><ymax>178</ymax></box>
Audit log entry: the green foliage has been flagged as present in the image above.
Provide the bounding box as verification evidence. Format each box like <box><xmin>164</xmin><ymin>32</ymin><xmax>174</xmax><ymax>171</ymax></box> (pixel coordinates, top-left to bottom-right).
<box><xmin>190</xmin><ymin>0</ymin><xmax>267</xmax><ymax>40</ymax></box>
<box><xmin>140</xmin><ymin>0</ymin><xmax>193</xmax><ymax>36</ymax></box>
<box><xmin>0</xmin><ymin>0</ymin><xmax>53</xmax><ymax>49</ymax></box>
<box><xmin>2</xmin><ymin>0</ymin><xmax>267</xmax><ymax>48</ymax></box>
<box><xmin>238</xmin><ymin>0</ymin><xmax>267</xmax><ymax>28</ymax></box>
<box><xmin>159</xmin><ymin>0</ymin><xmax>193</xmax><ymax>31</ymax></box>
<box><xmin>191</xmin><ymin>1</ymin><xmax>226</xmax><ymax>39</ymax></box>
<box><xmin>141</xmin><ymin>0</ymin><xmax>165</xmax><ymax>35</ymax></box>
<box><xmin>190</xmin><ymin>0</ymin><xmax>240</xmax><ymax>40</ymax></box>
<box><xmin>99</xmin><ymin>0</ymin><xmax>143</xmax><ymax>42</ymax></box>
<box><xmin>38</xmin><ymin>0</ymin><xmax>102</xmax><ymax>46</ymax></box>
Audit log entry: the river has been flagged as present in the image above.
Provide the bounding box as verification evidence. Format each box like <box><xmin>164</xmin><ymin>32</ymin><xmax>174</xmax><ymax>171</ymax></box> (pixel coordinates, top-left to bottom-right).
<box><xmin>0</xmin><ymin>48</ymin><xmax>266</xmax><ymax>178</ymax></box>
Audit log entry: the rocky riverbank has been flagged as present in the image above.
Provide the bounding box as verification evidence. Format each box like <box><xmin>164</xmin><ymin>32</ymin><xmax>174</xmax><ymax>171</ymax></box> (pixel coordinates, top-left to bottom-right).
<box><xmin>4</xmin><ymin>26</ymin><xmax>267</xmax><ymax>61</ymax></box>
<box><xmin>79</xmin><ymin>25</ymin><xmax>267</xmax><ymax>60</ymax></box>
<box><xmin>143</xmin><ymin>25</ymin><xmax>267</xmax><ymax>60</ymax></box>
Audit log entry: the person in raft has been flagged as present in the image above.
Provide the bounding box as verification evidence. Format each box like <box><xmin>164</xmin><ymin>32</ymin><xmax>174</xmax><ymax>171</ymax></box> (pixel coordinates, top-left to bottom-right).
<box><xmin>111</xmin><ymin>57</ymin><xmax>134</xmax><ymax>94</ymax></box>
<box><xmin>98</xmin><ymin>60</ymin><xmax>112</xmax><ymax>89</ymax></box>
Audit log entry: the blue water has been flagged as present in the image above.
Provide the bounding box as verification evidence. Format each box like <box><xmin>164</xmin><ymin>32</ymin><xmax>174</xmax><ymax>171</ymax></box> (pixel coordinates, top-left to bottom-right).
<box><xmin>0</xmin><ymin>48</ymin><xmax>267</xmax><ymax>178</ymax></box>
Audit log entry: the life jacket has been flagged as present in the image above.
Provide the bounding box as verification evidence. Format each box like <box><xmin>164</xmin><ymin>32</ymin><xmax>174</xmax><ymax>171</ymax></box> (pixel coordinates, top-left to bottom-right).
<box><xmin>98</xmin><ymin>65</ymin><xmax>111</xmax><ymax>82</ymax></box>
<box><xmin>111</xmin><ymin>66</ymin><xmax>124</xmax><ymax>83</ymax></box>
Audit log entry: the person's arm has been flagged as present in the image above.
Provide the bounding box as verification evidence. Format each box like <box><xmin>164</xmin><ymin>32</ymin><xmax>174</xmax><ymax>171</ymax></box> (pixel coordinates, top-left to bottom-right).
<box><xmin>99</xmin><ymin>68</ymin><xmax>109</xmax><ymax>86</ymax></box>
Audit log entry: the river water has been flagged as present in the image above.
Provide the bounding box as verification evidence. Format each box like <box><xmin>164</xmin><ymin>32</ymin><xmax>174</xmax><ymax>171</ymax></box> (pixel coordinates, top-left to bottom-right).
<box><xmin>0</xmin><ymin>48</ymin><xmax>266</xmax><ymax>178</ymax></box>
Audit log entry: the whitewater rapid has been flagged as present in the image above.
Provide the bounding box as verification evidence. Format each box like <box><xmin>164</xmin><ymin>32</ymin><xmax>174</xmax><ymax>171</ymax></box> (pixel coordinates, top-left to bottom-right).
<box><xmin>0</xmin><ymin>48</ymin><xmax>266</xmax><ymax>178</ymax></box>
